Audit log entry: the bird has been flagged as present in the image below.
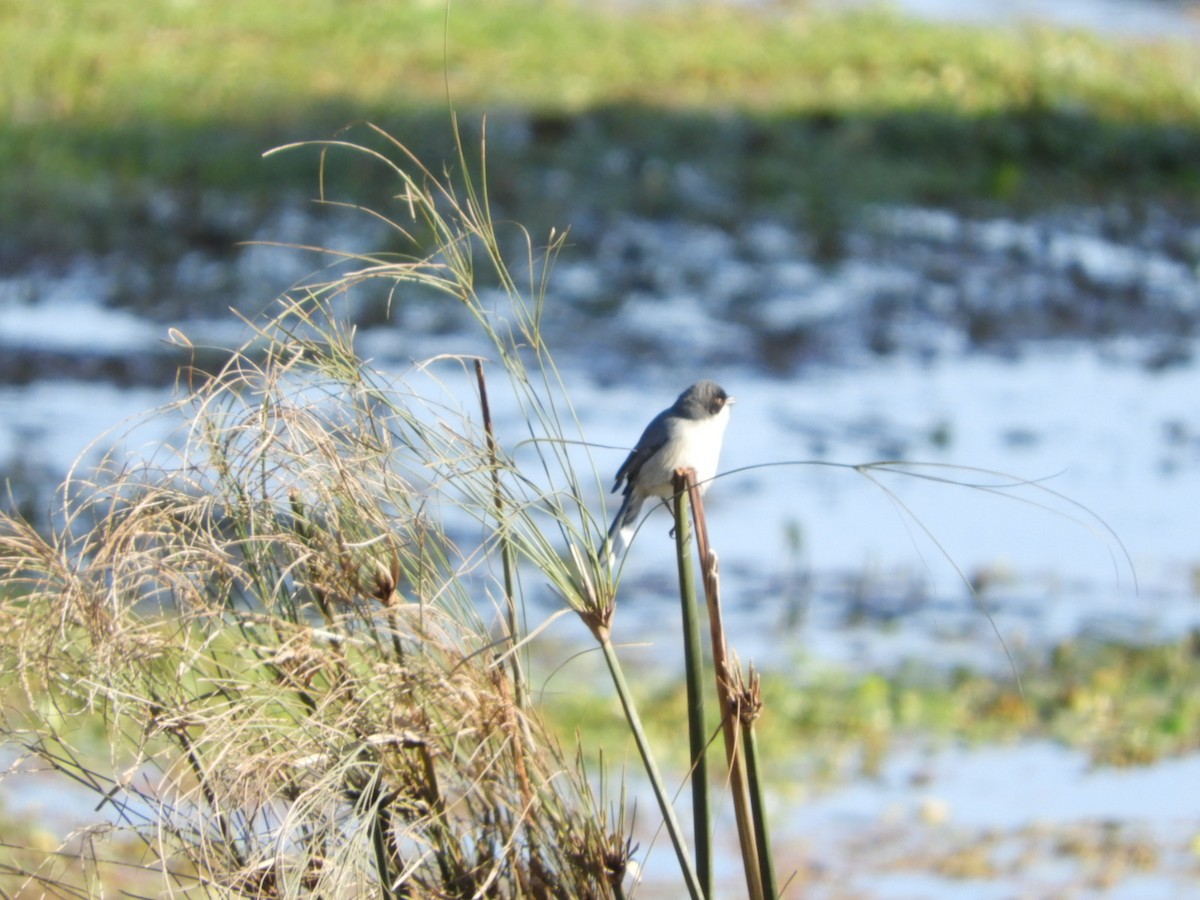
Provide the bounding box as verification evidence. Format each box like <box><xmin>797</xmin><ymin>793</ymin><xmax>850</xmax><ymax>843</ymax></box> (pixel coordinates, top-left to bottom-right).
<box><xmin>604</xmin><ymin>380</ymin><xmax>734</xmax><ymax>562</ymax></box>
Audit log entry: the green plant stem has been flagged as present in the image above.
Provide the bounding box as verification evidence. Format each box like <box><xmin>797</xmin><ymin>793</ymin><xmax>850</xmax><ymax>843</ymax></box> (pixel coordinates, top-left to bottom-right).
<box><xmin>672</xmin><ymin>472</ymin><xmax>713</xmax><ymax>898</ymax></box>
<box><xmin>598</xmin><ymin>636</ymin><xmax>704</xmax><ymax>900</ymax></box>
<box><xmin>683</xmin><ymin>472</ymin><xmax>765</xmax><ymax>900</ymax></box>
<box><xmin>743</xmin><ymin>718</ymin><xmax>778</xmax><ymax>899</ymax></box>
<box><xmin>474</xmin><ymin>360</ymin><xmax>525</xmax><ymax>709</ymax></box>
<box><xmin>367</xmin><ymin>783</ymin><xmax>401</xmax><ymax>900</ymax></box>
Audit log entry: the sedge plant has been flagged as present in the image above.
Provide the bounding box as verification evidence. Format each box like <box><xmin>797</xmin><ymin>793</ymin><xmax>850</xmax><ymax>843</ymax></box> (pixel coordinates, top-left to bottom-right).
<box><xmin>0</xmin><ymin>124</ymin><xmax>660</xmax><ymax>897</ymax></box>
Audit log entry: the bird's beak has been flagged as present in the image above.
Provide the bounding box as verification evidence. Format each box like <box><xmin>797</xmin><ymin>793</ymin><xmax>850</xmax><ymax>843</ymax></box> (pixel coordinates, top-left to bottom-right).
<box><xmin>727</xmin><ymin>396</ymin><xmax>736</xmax><ymax>405</ymax></box>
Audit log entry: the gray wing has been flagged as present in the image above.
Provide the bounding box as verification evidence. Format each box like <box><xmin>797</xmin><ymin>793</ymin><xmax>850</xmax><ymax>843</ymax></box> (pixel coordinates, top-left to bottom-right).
<box><xmin>612</xmin><ymin>410</ymin><xmax>671</xmax><ymax>494</ymax></box>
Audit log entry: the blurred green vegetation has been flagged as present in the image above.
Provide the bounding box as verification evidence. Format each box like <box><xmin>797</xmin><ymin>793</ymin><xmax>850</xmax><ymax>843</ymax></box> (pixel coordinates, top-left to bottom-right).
<box><xmin>545</xmin><ymin>631</ymin><xmax>1200</xmax><ymax>779</ymax></box>
<box><xmin>3</xmin><ymin>0</ymin><xmax>1199</xmax><ymax>259</ymax></box>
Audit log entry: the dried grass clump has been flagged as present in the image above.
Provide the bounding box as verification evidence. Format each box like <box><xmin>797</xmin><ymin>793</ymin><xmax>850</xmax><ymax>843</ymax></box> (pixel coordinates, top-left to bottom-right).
<box><xmin>0</xmin><ymin>128</ymin><xmax>626</xmax><ymax>898</ymax></box>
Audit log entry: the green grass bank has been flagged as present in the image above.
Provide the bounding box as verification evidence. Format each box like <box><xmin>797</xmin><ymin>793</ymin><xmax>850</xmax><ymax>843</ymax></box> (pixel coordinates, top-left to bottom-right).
<box><xmin>3</xmin><ymin>0</ymin><xmax>1200</xmax><ymax>260</ymax></box>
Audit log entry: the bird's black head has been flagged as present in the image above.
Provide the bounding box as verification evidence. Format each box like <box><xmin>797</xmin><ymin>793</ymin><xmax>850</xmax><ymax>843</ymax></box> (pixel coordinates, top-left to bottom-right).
<box><xmin>679</xmin><ymin>380</ymin><xmax>733</xmax><ymax>418</ymax></box>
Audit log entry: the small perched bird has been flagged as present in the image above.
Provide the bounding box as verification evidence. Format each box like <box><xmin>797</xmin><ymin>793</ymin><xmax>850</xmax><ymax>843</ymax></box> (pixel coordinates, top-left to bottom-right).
<box><xmin>605</xmin><ymin>380</ymin><xmax>734</xmax><ymax>561</ymax></box>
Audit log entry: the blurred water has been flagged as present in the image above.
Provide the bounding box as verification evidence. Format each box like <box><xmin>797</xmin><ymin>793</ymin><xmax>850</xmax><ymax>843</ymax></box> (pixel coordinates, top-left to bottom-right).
<box><xmin>629</xmin><ymin>740</ymin><xmax>1200</xmax><ymax>897</ymax></box>
<box><xmin>3</xmin><ymin>202</ymin><xmax>1198</xmax><ymax>671</ymax></box>
<box><xmin>830</xmin><ymin>0</ymin><xmax>1200</xmax><ymax>38</ymax></box>
<box><xmin>2</xmin><ymin>201</ymin><xmax>1199</xmax><ymax>898</ymax></box>
<box><xmin>638</xmin><ymin>0</ymin><xmax>1200</xmax><ymax>38</ymax></box>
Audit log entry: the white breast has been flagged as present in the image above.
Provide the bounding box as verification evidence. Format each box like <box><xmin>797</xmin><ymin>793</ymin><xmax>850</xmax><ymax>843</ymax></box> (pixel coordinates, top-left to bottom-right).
<box><xmin>686</xmin><ymin>404</ymin><xmax>731</xmax><ymax>492</ymax></box>
<box><xmin>639</xmin><ymin>404</ymin><xmax>731</xmax><ymax>498</ymax></box>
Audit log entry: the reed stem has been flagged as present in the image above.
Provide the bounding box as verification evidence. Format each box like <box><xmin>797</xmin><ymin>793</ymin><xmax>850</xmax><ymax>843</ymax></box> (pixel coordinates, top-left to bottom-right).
<box><xmin>598</xmin><ymin>635</ymin><xmax>705</xmax><ymax>900</ymax></box>
<box><xmin>682</xmin><ymin>470</ymin><xmax>765</xmax><ymax>900</ymax></box>
<box><xmin>672</xmin><ymin>474</ymin><xmax>713</xmax><ymax>898</ymax></box>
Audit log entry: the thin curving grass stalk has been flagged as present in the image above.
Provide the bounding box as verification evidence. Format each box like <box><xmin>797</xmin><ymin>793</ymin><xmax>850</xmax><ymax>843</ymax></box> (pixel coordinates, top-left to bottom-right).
<box><xmin>474</xmin><ymin>358</ymin><xmax>526</xmax><ymax>711</ymax></box>
<box><xmin>582</xmin><ymin>607</ymin><xmax>706</xmax><ymax>900</ymax></box>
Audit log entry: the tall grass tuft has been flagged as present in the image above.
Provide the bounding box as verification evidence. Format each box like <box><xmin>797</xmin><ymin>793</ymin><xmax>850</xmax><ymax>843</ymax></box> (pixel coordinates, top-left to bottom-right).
<box><xmin>0</xmin><ymin>125</ymin><xmax>633</xmax><ymax>897</ymax></box>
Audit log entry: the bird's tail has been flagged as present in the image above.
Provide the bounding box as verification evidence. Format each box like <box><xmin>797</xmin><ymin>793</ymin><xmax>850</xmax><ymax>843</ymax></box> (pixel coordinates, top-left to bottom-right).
<box><xmin>601</xmin><ymin>492</ymin><xmax>644</xmax><ymax>567</ymax></box>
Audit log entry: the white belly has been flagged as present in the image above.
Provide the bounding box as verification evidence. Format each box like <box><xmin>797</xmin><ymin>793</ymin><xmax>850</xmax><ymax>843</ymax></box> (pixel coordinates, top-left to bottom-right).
<box><xmin>639</xmin><ymin>404</ymin><xmax>730</xmax><ymax>497</ymax></box>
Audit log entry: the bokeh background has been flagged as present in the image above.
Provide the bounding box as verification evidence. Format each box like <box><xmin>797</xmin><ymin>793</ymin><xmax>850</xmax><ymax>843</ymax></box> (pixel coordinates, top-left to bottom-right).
<box><xmin>3</xmin><ymin>0</ymin><xmax>1200</xmax><ymax>895</ymax></box>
